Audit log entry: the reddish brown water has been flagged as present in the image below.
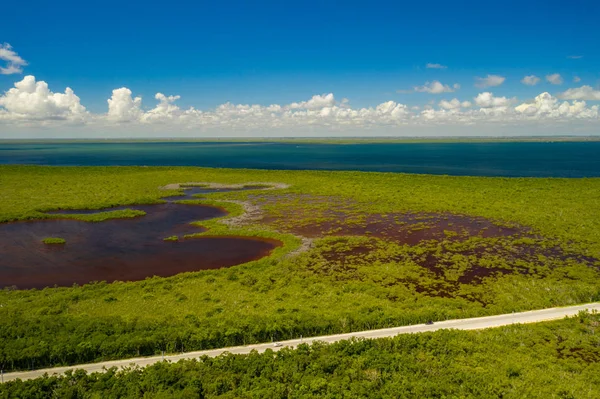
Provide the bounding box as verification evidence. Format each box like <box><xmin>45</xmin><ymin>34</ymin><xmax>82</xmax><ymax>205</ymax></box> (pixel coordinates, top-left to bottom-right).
<box><xmin>0</xmin><ymin>187</ymin><xmax>281</xmax><ymax>289</ymax></box>
<box><xmin>262</xmin><ymin>210</ymin><xmax>523</xmax><ymax>244</ymax></box>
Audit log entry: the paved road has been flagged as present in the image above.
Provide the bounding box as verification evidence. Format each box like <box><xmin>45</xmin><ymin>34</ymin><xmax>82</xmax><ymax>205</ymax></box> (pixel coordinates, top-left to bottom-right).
<box><xmin>2</xmin><ymin>302</ymin><xmax>599</xmax><ymax>383</ymax></box>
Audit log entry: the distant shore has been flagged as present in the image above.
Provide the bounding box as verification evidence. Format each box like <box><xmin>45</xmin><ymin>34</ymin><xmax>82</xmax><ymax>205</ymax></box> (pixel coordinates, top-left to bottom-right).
<box><xmin>2</xmin><ymin>136</ymin><xmax>600</xmax><ymax>145</ymax></box>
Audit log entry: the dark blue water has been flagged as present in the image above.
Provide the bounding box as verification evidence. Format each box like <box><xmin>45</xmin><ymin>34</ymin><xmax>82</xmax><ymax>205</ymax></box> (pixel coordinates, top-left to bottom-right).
<box><xmin>1</xmin><ymin>141</ymin><xmax>599</xmax><ymax>177</ymax></box>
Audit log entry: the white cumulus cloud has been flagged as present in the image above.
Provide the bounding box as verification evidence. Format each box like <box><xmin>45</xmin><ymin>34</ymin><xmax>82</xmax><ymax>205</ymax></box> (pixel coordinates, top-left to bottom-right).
<box><xmin>0</xmin><ymin>75</ymin><xmax>87</xmax><ymax>122</ymax></box>
<box><xmin>557</xmin><ymin>86</ymin><xmax>600</xmax><ymax>101</ymax></box>
<box><xmin>414</xmin><ymin>81</ymin><xmax>460</xmax><ymax>94</ymax></box>
<box><xmin>287</xmin><ymin>93</ymin><xmax>335</xmax><ymax>110</ymax></box>
<box><xmin>475</xmin><ymin>75</ymin><xmax>505</xmax><ymax>88</ymax></box>
<box><xmin>1</xmin><ymin>76</ymin><xmax>599</xmax><ymax>133</ymax></box>
<box><xmin>141</xmin><ymin>93</ymin><xmax>187</xmax><ymax>123</ymax></box>
<box><xmin>521</xmin><ymin>75</ymin><xmax>540</xmax><ymax>86</ymax></box>
<box><xmin>438</xmin><ymin>98</ymin><xmax>472</xmax><ymax>110</ymax></box>
<box><xmin>474</xmin><ymin>92</ymin><xmax>513</xmax><ymax>108</ymax></box>
<box><xmin>107</xmin><ymin>88</ymin><xmax>143</xmax><ymax>122</ymax></box>
<box><xmin>515</xmin><ymin>92</ymin><xmax>598</xmax><ymax>119</ymax></box>
<box><xmin>546</xmin><ymin>73</ymin><xmax>563</xmax><ymax>85</ymax></box>
<box><xmin>374</xmin><ymin>101</ymin><xmax>410</xmax><ymax>119</ymax></box>
<box><xmin>0</xmin><ymin>43</ymin><xmax>27</xmax><ymax>75</ymax></box>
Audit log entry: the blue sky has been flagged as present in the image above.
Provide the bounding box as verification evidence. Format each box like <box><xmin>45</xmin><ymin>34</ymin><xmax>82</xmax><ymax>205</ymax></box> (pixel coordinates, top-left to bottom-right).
<box><xmin>1</xmin><ymin>0</ymin><xmax>599</xmax><ymax>137</ymax></box>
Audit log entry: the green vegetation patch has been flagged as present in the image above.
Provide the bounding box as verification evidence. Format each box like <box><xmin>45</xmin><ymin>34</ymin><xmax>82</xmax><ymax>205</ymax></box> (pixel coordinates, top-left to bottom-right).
<box><xmin>42</xmin><ymin>237</ymin><xmax>66</xmax><ymax>245</ymax></box>
<box><xmin>56</xmin><ymin>208</ymin><xmax>147</xmax><ymax>222</ymax></box>
<box><xmin>3</xmin><ymin>313</ymin><xmax>600</xmax><ymax>398</ymax></box>
<box><xmin>0</xmin><ymin>165</ymin><xmax>599</xmax><ymax>371</ymax></box>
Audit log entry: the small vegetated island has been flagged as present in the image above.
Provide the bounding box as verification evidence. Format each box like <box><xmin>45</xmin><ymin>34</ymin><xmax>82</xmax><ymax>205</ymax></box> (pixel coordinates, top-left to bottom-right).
<box><xmin>41</xmin><ymin>237</ymin><xmax>66</xmax><ymax>245</ymax></box>
<box><xmin>1</xmin><ymin>165</ymin><xmax>599</xmax><ymax>397</ymax></box>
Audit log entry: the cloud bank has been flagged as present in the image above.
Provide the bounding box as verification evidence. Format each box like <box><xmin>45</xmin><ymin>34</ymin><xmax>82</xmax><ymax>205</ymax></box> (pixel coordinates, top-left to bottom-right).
<box><xmin>0</xmin><ymin>75</ymin><xmax>599</xmax><ymax>136</ymax></box>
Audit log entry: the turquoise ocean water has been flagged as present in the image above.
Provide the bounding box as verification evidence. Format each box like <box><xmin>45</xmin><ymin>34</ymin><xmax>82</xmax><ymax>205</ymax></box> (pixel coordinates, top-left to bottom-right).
<box><xmin>1</xmin><ymin>141</ymin><xmax>599</xmax><ymax>177</ymax></box>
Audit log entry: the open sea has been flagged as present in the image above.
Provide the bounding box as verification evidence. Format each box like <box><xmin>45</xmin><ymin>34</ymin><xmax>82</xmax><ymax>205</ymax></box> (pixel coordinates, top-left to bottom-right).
<box><xmin>1</xmin><ymin>141</ymin><xmax>600</xmax><ymax>177</ymax></box>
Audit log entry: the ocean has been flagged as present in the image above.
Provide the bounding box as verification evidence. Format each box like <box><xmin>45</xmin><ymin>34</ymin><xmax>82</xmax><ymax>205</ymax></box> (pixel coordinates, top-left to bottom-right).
<box><xmin>1</xmin><ymin>141</ymin><xmax>599</xmax><ymax>177</ymax></box>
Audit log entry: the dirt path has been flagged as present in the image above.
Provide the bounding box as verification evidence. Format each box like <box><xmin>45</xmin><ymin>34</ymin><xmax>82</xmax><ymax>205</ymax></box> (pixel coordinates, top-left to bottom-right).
<box><xmin>4</xmin><ymin>302</ymin><xmax>600</xmax><ymax>383</ymax></box>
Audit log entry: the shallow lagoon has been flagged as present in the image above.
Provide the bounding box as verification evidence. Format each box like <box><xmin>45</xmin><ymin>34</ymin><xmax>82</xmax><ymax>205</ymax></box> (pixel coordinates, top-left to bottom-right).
<box><xmin>0</xmin><ymin>187</ymin><xmax>281</xmax><ymax>289</ymax></box>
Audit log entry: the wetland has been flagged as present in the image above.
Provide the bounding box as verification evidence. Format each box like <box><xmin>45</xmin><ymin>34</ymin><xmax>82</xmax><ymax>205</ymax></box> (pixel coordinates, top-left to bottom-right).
<box><xmin>0</xmin><ymin>165</ymin><xmax>599</xmax><ymax>372</ymax></box>
<box><xmin>0</xmin><ymin>186</ymin><xmax>281</xmax><ymax>289</ymax></box>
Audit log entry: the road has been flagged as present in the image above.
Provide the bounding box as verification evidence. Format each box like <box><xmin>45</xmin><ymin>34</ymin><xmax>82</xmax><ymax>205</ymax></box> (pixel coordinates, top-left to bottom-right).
<box><xmin>2</xmin><ymin>302</ymin><xmax>599</xmax><ymax>383</ymax></box>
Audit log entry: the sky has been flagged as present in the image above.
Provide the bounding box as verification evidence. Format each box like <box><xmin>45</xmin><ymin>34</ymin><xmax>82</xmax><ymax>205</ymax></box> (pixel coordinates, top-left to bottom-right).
<box><xmin>1</xmin><ymin>0</ymin><xmax>599</xmax><ymax>138</ymax></box>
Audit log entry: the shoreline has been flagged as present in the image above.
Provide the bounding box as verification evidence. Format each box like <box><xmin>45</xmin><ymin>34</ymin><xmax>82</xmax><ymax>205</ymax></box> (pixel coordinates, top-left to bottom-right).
<box><xmin>2</xmin><ymin>136</ymin><xmax>600</xmax><ymax>145</ymax></box>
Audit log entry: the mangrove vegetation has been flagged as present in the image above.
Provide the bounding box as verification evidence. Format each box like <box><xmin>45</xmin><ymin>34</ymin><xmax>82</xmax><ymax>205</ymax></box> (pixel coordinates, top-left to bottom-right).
<box><xmin>0</xmin><ymin>165</ymin><xmax>599</xmax><ymax>372</ymax></box>
<box><xmin>2</xmin><ymin>313</ymin><xmax>599</xmax><ymax>398</ymax></box>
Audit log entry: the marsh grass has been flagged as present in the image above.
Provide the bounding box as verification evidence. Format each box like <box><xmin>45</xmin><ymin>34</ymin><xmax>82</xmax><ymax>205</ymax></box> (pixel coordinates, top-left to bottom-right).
<box><xmin>57</xmin><ymin>209</ymin><xmax>147</xmax><ymax>222</ymax></box>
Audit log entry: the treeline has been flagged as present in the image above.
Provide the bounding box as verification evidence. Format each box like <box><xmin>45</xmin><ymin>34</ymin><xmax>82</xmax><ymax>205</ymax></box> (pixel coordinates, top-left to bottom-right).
<box><xmin>0</xmin><ymin>314</ymin><xmax>304</xmax><ymax>372</ymax></box>
<box><xmin>2</xmin><ymin>313</ymin><xmax>599</xmax><ymax>398</ymax></box>
<box><xmin>1</xmin><ymin>309</ymin><xmax>433</xmax><ymax>372</ymax></box>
